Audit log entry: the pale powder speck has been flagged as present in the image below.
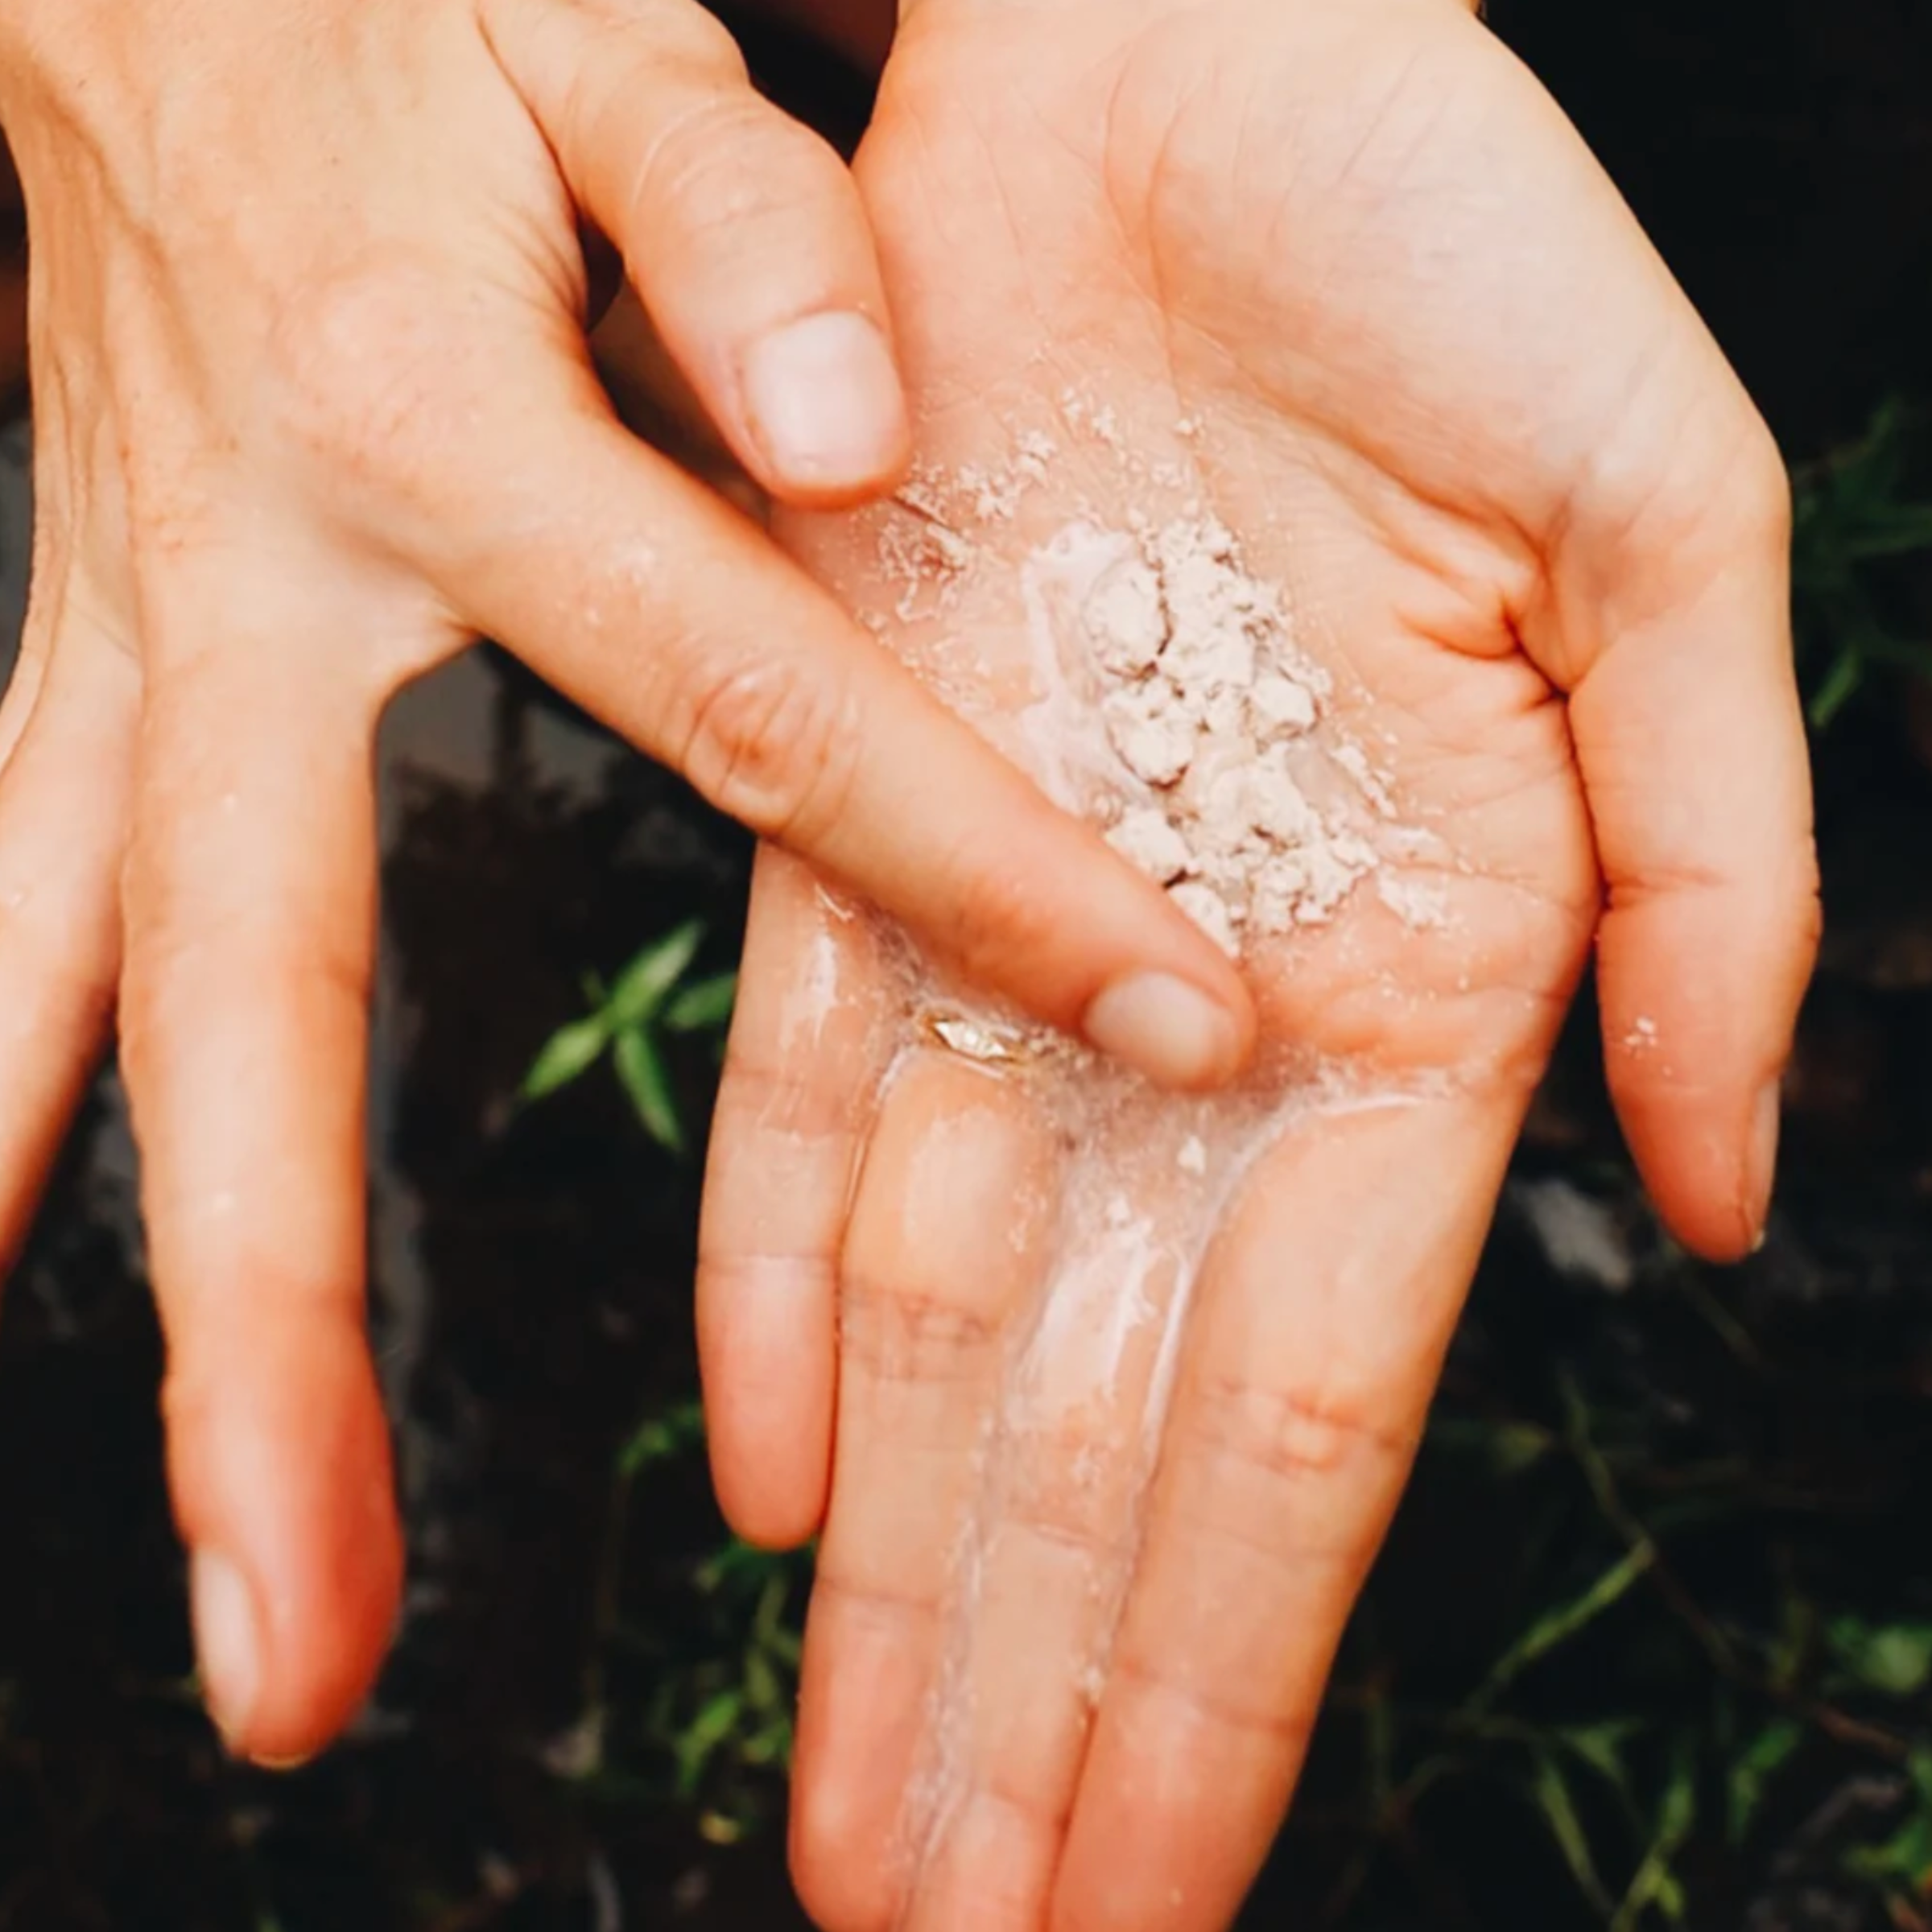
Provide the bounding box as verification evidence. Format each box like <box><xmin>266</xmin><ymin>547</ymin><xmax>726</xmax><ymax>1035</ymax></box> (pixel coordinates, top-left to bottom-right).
<box><xmin>1107</xmin><ymin>807</ymin><xmax>1194</xmax><ymax>885</ymax></box>
<box><xmin>1169</xmin><ymin>880</ymin><xmax>1239</xmax><ymax>956</ymax></box>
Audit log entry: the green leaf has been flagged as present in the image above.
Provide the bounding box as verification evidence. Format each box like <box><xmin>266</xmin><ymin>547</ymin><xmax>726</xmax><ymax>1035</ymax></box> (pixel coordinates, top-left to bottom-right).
<box><xmin>1475</xmin><ymin>1545</ymin><xmax>1654</xmax><ymax>1710</ymax></box>
<box><xmin>1807</xmin><ymin>649</ymin><xmax>1866</xmax><ymax>730</ymax></box>
<box><xmin>664</xmin><ymin>971</ymin><xmax>739</xmax><ymax>1036</ymax></box>
<box><xmin>615</xmin><ymin>1026</ymin><xmax>684</xmax><ymax>1153</ymax></box>
<box><xmin>522</xmin><ymin>1015</ymin><xmax>611</xmax><ymax>1100</ymax></box>
<box><xmin>1612</xmin><ymin>1741</ymin><xmax>1698</xmax><ymax>1932</ymax></box>
<box><xmin>1727</xmin><ymin>1718</ymin><xmax>1802</xmax><ymax>1844</ymax></box>
<box><xmin>1557</xmin><ymin>1720</ymin><xmax>1642</xmax><ymax>1799</ymax></box>
<box><xmin>1845</xmin><ymin>1800</ymin><xmax>1932</xmax><ymax>1893</ymax></box>
<box><xmin>745</xmin><ymin>1647</ymin><xmax>782</xmax><ymax>1715</ymax></box>
<box><xmin>610</xmin><ymin>921</ymin><xmax>706</xmax><ymax>1027</ymax></box>
<box><xmin>616</xmin><ymin>1400</ymin><xmax>705</xmax><ymax>1478</ymax></box>
<box><xmin>675</xmin><ymin>1690</ymin><xmax>745</xmax><ymax>1794</ymax></box>
<box><xmin>1528</xmin><ymin>1752</ymin><xmax>1614</xmax><ymax>1917</ymax></box>
<box><xmin>1828</xmin><ymin>1617</ymin><xmax>1932</xmax><ymax>1697</ymax></box>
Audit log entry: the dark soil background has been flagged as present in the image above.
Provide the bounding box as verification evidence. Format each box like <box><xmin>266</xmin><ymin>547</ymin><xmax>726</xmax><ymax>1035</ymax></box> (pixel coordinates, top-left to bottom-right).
<box><xmin>3</xmin><ymin>3</ymin><xmax>1932</xmax><ymax>1929</ymax></box>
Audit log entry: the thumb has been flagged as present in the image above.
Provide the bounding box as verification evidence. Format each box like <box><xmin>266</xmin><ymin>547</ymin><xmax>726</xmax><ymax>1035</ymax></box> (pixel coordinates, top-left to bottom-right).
<box><xmin>1550</xmin><ymin>427</ymin><xmax>1819</xmax><ymax>1261</ymax></box>
<box><xmin>484</xmin><ymin>0</ymin><xmax>910</xmax><ymax>506</ymax></box>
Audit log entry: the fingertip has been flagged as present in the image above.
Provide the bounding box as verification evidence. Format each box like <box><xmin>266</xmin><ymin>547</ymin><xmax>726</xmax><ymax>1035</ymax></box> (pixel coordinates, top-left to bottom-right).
<box><xmin>169</xmin><ymin>1315</ymin><xmax>402</xmax><ymax>1767</ymax></box>
<box><xmin>1599</xmin><ymin>897</ymin><xmax>1808</xmax><ymax>1265</ymax></box>
<box><xmin>1082</xmin><ymin>966</ymin><xmax>1254</xmax><ymax>1093</ymax></box>
<box><xmin>740</xmin><ymin>311</ymin><xmax>912</xmax><ymax>507</ymax></box>
<box><xmin>698</xmin><ymin>1257</ymin><xmax>836</xmax><ymax>1550</ymax></box>
<box><xmin>1611</xmin><ymin>1081</ymin><xmax>1761</xmax><ymax>1265</ymax></box>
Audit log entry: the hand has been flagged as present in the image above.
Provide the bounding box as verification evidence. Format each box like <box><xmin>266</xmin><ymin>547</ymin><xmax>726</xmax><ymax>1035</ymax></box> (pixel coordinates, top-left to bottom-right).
<box><xmin>0</xmin><ymin>0</ymin><xmax>1254</xmax><ymax>1766</ymax></box>
<box><xmin>696</xmin><ymin>0</ymin><xmax>1818</xmax><ymax>1924</ymax></box>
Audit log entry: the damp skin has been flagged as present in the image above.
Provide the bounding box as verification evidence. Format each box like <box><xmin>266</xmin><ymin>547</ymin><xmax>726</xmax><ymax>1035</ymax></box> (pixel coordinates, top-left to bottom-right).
<box><xmin>844</xmin><ymin>420</ymin><xmax>1461</xmax><ymax>1885</ymax></box>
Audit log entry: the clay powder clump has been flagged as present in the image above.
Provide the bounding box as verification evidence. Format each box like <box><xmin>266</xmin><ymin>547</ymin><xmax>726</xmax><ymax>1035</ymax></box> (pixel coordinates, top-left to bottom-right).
<box><xmin>1085</xmin><ymin>516</ymin><xmax>1380</xmax><ymax>952</ymax></box>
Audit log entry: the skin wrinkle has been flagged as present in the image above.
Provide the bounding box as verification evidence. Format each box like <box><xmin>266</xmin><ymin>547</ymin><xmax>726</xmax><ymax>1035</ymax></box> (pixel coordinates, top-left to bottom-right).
<box><xmin>838</xmin><ymin>1282</ymin><xmax>1007</xmax><ymax>1381</ymax></box>
<box><xmin>710</xmin><ymin>1045</ymin><xmax>864</xmax><ymax>1140</ymax></box>
<box><xmin>811</xmin><ymin>1567</ymin><xmax>949</xmax><ymax>1623</ymax></box>
<box><xmin>673</xmin><ymin>654</ymin><xmax>868</xmax><ymax>848</ymax></box>
<box><xmin>1104</xmin><ymin>1651</ymin><xmax>1322</xmax><ymax>1747</ymax></box>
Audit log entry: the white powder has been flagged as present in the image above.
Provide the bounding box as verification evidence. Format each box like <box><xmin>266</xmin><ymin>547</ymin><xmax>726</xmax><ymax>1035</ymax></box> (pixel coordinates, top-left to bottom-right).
<box><xmin>1055</xmin><ymin>512</ymin><xmax>1391</xmax><ymax>948</ymax></box>
<box><xmin>1105</xmin><ymin>807</ymin><xmax>1193</xmax><ymax>885</ymax></box>
<box><xmin>1168</xmin><ymin>880</ymin><xmax>1239</xmax><ymax>957</ymax></box>
<box><xmin>868</xmin><ymin>410</ymin><xmax>1447</xmax><ymax>959</ymax></box>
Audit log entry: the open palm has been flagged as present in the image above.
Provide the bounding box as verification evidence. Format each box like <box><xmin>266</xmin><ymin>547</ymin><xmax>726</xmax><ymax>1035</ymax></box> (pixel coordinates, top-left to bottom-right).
<box><xmin>698</xmin><ymin>2</ymin><xmax>1818</xmax><ymax>1926</ymax></box>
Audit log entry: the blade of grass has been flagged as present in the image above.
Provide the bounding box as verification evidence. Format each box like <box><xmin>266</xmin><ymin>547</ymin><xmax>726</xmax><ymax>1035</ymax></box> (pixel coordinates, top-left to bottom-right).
<box><xmin>1471</xmin><ymin>1545</ymin><xmax>1655</xmax><ymax>1714</ymax></box>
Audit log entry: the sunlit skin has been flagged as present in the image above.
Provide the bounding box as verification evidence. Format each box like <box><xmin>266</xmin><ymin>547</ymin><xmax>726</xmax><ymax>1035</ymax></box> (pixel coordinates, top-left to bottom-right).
<box><xmin>0</xmin><ymin>0</ymin><xmax>1256</xmax><ymax>1764</ymax></box>
<box><xmin>696</xmin><ymin>2</ymin><xmax>1821</xmax><ymax>1926</ymax></box>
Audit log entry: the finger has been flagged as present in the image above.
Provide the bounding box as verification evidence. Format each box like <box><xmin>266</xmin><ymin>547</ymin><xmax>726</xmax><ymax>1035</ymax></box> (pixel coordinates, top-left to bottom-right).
<box><xmin>428</xmin><ymin>385</ymin><xmax>1254</xmax><ymax>1092</ymax></box>
<box><xmin>484</xmin><ymin>0</ymin><xmax>910</xmax><ymax>505</ymax></box>
<box><xmin>696</xmin><ymin>846</ymin><xmax>891</xmax><ymax>1547</ymax></box>
<box><xmin>0</xmin><ymin>608</ymin><xmax>138</xmax><ymax>1277</ymax></box>
<box><xmin>118</xmin><ymin>643</ymin><xmax>402</xmax><ymax>1767</ymax></box>
<box><xmin>791</xmin><ymin>1051</ymin><xmax>1060</xmax><ymax>1932</ymax></box>
<box><xmin>1054</xmin><ymin>1091</ymin><xmax>1521</xmax><ymax>1932</ymax></box>
<box><xmin>1553</xmin><ymin>442</ymin><xmax>1818</xmax><ymax>1261</ymax></box>
<box><xmin>896</xmin><ymin>1108</ymin><xmax>1220</xmax><ymax>1932</ymax></box>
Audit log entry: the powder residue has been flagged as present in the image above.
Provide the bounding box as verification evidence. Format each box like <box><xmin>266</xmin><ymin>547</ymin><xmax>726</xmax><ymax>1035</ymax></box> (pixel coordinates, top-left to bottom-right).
<box><xmin>1024</xmin><ymin>512</ymin><xmax>1400</xmax><ymax>955</ymax></box>
<box><xmin>869</xmin><ymin>404</ymin><xmax>1451</xmax><ymax>961</ymax></box>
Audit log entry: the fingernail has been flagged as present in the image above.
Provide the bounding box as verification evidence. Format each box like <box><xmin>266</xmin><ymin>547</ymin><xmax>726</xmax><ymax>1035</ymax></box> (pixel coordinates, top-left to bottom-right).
<box><xmin>1747</xmin><ymin>1078</ymin><xmax>1782</xmax><ymax>1244</ymax></box>
<box><xmin>191</xmin><ymin>1547</ymin><xmax>261</xmax><ymax>1754</ymax></box>
<box><xmin>1083</xmin><ymin>972</ymin><xmax>1241</xmax><ymax>1090</ymax></box>
<box><xmin>741</xmin><ymin>312</ymin><xmax>908</xmax><ymax>488</ymax></box>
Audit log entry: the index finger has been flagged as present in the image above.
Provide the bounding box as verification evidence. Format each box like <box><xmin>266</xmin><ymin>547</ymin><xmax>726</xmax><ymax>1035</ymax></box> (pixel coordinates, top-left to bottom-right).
<box><xmin>381</xmin><ymin>353</ymin><xmax>1256</xmax><ymax>1092</ymax></box>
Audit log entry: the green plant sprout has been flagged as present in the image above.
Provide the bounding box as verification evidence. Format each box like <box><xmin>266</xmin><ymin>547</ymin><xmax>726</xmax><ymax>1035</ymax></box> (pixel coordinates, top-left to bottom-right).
<box><xmin>1313</xmin><ymin>1359</ymin><xmax>1932</xmax><ymax>1932</ymax></box>
<box><xmin>522</xmin><ymin>919</ymin><xmax>737</xmax><ymax>1153</ymax></box>
<box><xmin>547</xmin><ymin>1395</ymin><xmax>811</xmax><ymax>1849</ymax></box>
<box><xmin>1792</xmin><ymin>397</ymin><xmax>1932</xmax><ymax>729</ymax></box>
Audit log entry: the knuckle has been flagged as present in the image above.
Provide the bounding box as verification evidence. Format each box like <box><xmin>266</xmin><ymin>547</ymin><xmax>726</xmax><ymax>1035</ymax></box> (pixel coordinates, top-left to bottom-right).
<box><xmin>1181</xmin><ymin>1373</ymin><xmax>1414</xmax><ymax>1500</ymax></box>
<box><xmin>555</xmin><ymin>0</ymin><xmax>745</xmax><ymax>79</ymax></box>
<box><xmin>630</xmin><ymin>92</ymin><xmax>823</xmax><ymax>255</ymax></box>
<box><xmin>675</xmin><ymin>656</ymin><xmax>861</xmax><ymax>848</ymax></box>
<box><xmin>1109</xmin><ymin>1649</ymin><xmax>1313</xmax><ymax>1745</ymax></box>
<box><xmin>836</xmin><ymin>1272</ymin><xmax>1001</xmax><ymax>1387</ymax></box>
<box><xmin>712</xmin><ymin>1044</ymin><xmax>851</xmax><ymax>1141</ymax></box>
<box><xmin>631</xmin><ymin>0</ymin><xmax>747</xmax><ymax>81</ymax></box>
